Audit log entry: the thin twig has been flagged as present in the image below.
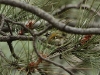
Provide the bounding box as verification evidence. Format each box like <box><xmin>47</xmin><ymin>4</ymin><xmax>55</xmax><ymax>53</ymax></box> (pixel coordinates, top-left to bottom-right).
<box><xmin>1</xmin><ymin>26</ymin><xmax>11</xmax><ymax>32</ymax></box>
<box><xmin>0</xmin><ymin>15</ymin><xmax>7</xmax><ymax>36</ymax></box>
<box><xmin>6</xmin><ymin>18</ymin><xmax>52</xmax><ymax>36</ymax></box>
<box><xmin>33</xmin><ymin>36</ymin><xmax>74</xmax><ymax>75</ymax></box>
<box><xmin>7</xmin><ymin>40</ymin><xmax>19</xmax><ymax>59</ymax></box>
<box><xmin>6</xmin><ymin>21</ymin><xmax>13</xmax><ymax>35</ymax></box>
<box><xmin>0</xmin><ymin>19</ymin><xmax>19</xmax><ymax>60</ymax></box>
<box><xmin>0</xmin><ymin>14</ymin><xmax>5</xmax><ymax>30</ymax></box>
<box><xmin>5</xmin><ymin>18</ymin><xmax>34</xmax><ymax>35</ymax></box>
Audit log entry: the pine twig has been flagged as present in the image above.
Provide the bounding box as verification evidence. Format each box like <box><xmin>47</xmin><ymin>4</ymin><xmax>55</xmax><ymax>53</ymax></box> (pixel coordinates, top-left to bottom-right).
<box><xmin>33</xmin><ymin>36</ymin><xmax>74</xmax><ymax>75</ymax></box>
<box><xmin>7</xmin><ymin>41</ymin><xmax>19</xmax><ymax>59</ymax></box>
<box><xmin>0</xmin><ymin>14</ymin><xmax>5</xmax><ymax>30</ymax></box>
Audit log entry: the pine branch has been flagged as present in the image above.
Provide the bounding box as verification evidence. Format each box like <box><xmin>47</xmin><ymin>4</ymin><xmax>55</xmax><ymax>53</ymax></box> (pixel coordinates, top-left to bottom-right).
<box><xmin>33</xmin><ymin>36</ymin><xmax>74</xmax><ymax>75</ymax></box>
<box><xmin>7</xmin><ymin>41</ymin><xmax>19</xmax><ymax>59</ymax></box>
<box><xmin>0</xmin><ymin>14</ymin><xmax>5</xmax><ymax>30</ymax></box>
<box><xmin>0</xmin><ymin>0</ymin><xmax>100</xmax><ymax>35</ymax></box>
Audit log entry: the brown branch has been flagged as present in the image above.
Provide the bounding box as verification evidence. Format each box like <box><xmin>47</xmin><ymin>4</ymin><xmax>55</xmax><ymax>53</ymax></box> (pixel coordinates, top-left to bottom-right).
<box><xmin>0</xmin><ymin>0</ymin><xmax>100</xmax><ymax>35</ymax></box>
<box><xmin>0</xmin><ymin>14</ymin><xmax>7</xmax><ymax>36</ymax></box>
<box><xmin>5</xmin><ymin>18</ymin><xmax>34</xmax><ymax>35</ymax></box>
<box><xmin>0</xmin><ymin>14</ymin><xmax>5</xmax><ymax>30</ymax></box>
<box><xmin>0</xmin><ymin>28</ymin><xmax>19</xmax><ymax>60</ymax></box>
<box><xmin>6</xmin><ymin>21</ymin><xmax>13</xmax><ymax>35</ymax></box>
<box><xmin>0</xmin><ymin>35</ymin><xmax>33</xmax><ymax>42</ymax></box>
<box><xmin>6</xmin><ymin>18</ymin><xmax>52</xmax><ymax>36</ymax></box>
<box><xmin>0</xmin><ymin>22</ymin><xmax>19</xmax><ymax>60</ymax></box>
<box><xmin>33</xmin><ymin>36</ymin><xmax>74</xmax><ymax>75</ymax></box>
<box><xmin>0</xmin><ymin>18</ymin><xmax>50</xmax><ymax>42</ymax></box>
<box><xmin>1</xmin><ymin>26</ymin><xmax>12</xmax><ymax>32</ymax></box>
<box><xmin>7</xmin><ymin>41</ymin><xmax>19</xmax><ymax>59</ymax></box>
<box><xmin>0</xmin><ymin>16</ymin><xmax>34</xmax><ymax>42</ymax></box>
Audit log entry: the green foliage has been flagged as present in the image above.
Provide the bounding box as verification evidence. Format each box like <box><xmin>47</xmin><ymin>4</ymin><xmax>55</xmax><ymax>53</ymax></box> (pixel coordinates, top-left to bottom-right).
<box><xmin>0</xmin><ymin>0</ymin><xmax>100</xmax><ymax>75</ymax></box>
